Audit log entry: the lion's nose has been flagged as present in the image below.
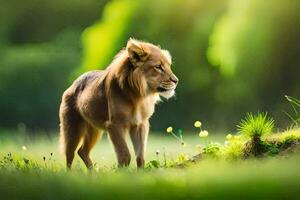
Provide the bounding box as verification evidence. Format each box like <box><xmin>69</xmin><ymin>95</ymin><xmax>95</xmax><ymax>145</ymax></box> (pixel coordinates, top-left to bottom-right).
<box><xmin>170</xmin><ymin>74</ymin><xmax>179</xmax><ymax>84</ymax></box>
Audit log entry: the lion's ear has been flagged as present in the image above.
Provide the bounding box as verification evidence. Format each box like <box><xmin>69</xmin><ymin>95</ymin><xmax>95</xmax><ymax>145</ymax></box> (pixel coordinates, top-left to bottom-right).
<box><xmin>126</xmin><ymin>38</ymin><xmax>149</xmax><ymax>65</ymax></box>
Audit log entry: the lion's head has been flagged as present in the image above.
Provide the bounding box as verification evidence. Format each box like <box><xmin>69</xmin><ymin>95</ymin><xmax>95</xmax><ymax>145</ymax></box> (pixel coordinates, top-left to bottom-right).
<box><xmin>125</xmin><ymin>38</ymin><xmax>178</xmax><ymax>99</ymax></box>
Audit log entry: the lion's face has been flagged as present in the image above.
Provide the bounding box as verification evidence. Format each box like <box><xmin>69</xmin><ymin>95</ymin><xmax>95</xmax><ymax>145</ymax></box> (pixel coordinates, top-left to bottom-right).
<box><xmin>127</xmin><ymin>39</ymin><xmax>178</xmax><ymax>99</ymax></box>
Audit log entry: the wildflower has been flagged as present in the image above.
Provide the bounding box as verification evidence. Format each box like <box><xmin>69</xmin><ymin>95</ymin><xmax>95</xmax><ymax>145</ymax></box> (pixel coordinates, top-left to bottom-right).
<box><xmin>22</xmin><ymin>145</ymin><xmax>27</xmax><ymax>151</ymax></box>
<box><xmin>165</xmin><ymin>126</ymin><xmax>186</xmax><ymax>147</ymax></box>
<box><xmin>199</xmin><ymin>130</ymin><xmax>208</xmax><ymax>137</ymax></box>
<box><xmin>226</xmin><ymin>134</ymin><xmax>233</xmax><ymax>140</ymax></box>
<box><xmin>175</xmin><ymin>153</ymin><xmax>189</xmax><ymax>163</ymax></box>
<box><xmin>194</xmin><ymin>121</ymin><xmax>202</xmax><ymax>128</ymax></box>
<box><xmin>166</xmin><ymin>126</ymin><xmax>173</xmax><ymax>133</ymax></box>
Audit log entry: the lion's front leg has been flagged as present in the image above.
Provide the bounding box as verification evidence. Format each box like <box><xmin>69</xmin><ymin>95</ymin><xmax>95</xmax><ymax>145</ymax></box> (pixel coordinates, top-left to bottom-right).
<box><xmin>107</xmin><ymin>122</ymin><xmax>131</xmax><ymax>167</ymax></box>
<box><xmin>130</xmin><ymin>121</ymin><xmax>149</xmax><ymax>168</ymax></box>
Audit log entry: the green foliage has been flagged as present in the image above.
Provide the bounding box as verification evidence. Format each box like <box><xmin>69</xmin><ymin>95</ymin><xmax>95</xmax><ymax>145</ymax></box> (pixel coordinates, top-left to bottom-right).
<box><xmin>202</xmin><ymin>142</ymin><xmax>221</xmax><ymax>158</ymax></box>
<box><xmin>145</xmin><ymin>160</ymin><xmax>160</xmax><ymax>169</ymax></box>
<box><xmin>80</xmin><ymin>0</ymin><xmax>138</xmax><ymax>73</ymax></box>
<box><xmin>222</xmin><ymin>135</ymin><xmax>245</xmax><ymax>160</ymax></box>
<box><xmin>207</xmin><ymin>0</ymin><xmax>300</xmax><ymax>124</ymax></box>
<box><xmin>0</xmin><ymin>31</ymin><xmax>80</xmax><ymax>129</ymax></box>
<box><xmin>265</xmin><ymin>129</ymin><xmax>300</xmax><ymax>147</ymax></box>
<box><xmin>237</xmin><ymin>113</ymin><xmax>274</xmax><ymax>138</ymax></box>
<box><xmin>263</xmin><ymin>143</ymin><xmax>280</xmax><ymax>156</ymax></box>
<box><xmin>208</xmin><ymin>0</ymin><xmax>300</xmax><ymax>79</ymax></box>
<box><xmin>0</xmin><ymin>0</ymin><xmax>108</xmax><ymax>43</ymax></box>
<box><xmin>237</xmin><ymin>113</ymin><xmax>274</xmax><ymax>157</ymax></box>
<box><xmin>0</xmin><ymin>1</ymin><xmax>108</xmax><ymax>129</ymax></box>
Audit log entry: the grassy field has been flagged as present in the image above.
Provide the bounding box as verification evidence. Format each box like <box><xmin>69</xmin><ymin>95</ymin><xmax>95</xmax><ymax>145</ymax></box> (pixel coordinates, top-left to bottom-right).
<box><xmin>0</xmin><ymin>131</ymin><xmax>225</xmax><ymax>167</ymax></box>
<box><xmin>0</xmin><ymin>130</ymin><xmax>300</xmax><ymax>200</ymax></box>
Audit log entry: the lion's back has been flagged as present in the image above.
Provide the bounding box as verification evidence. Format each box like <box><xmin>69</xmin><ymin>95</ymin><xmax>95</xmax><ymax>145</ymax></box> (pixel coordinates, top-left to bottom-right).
<box><xmin>60</xmin><ymin>70</ymin><xmax>105</xmax><ymax>109</ymax></box>
<box><xmin>72</xmin><ymin>70</ymin><xmax>104</xmax><ymax>93</ymax></box>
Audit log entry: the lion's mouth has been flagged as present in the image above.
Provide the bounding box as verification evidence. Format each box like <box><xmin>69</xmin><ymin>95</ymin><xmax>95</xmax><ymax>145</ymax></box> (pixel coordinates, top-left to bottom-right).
<box><xmin>157</xmin><ymin>86</ymin><xmax>169</xmax><ymax>92</ymax></box>
<box><xmin>157</xmin><ymin>85</ymin><xmax>176</xmax><ymax>99</ymax></box>
<box><xmin>157</xmin><ymin>83</ymin><xmax>177</xmax><ymax>92</ymax></box>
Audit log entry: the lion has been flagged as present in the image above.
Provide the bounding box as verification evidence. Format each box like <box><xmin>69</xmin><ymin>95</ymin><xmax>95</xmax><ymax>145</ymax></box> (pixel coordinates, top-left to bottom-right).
<box><xmin>59</xmin><ymin>38</ymin><xmax>178</xmax><ymax>169</ymax></box>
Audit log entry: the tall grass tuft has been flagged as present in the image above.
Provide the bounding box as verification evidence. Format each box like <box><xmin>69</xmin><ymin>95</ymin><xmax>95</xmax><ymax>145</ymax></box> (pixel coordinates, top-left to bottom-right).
<box><xmin>237</xmin><ymin>112</ymin><xmax>274</xmax><ymax>157</ymax></box>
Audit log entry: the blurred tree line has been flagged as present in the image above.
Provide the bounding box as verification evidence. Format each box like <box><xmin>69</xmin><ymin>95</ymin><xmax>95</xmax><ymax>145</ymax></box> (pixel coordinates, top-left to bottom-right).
<box><xmin>0</xmin><ymin>0</ymin><xmax>299</xmax><ymax>132</ymax></box>
<box><xmin>0</xmin><ymin>0</ymin><xmax>108</xmax><ymax>130</ymax></box>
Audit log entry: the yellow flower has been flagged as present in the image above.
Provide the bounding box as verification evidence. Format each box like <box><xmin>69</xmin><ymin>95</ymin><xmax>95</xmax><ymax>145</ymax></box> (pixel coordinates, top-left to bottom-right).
<box><xmin>199</xmin><ymin>130</ymin><xmax>208</xmax><ymax>137</ymax></box>
<box><xmin>226</xmin><ymin>134</ymin><xmax>233</xmax><ymax>140</ymax></box>
<box><xmin>194</xmin><ymin>121</ymin><xmax>202</xmax><ymax>128</ymax></box>
<box><xmin>22</xmin><ymin>145</ymin><xmax>27</xmax><ymax>151</ymax></box>
<box><xmin>175</xmin><ymin>153</ymin><xmax>189</xmax><ymax>163</ymax></box>
<box><xmin>166</xmin><ymin>126</ymin><xmax>173</xmax><ymax>133</ymax></box>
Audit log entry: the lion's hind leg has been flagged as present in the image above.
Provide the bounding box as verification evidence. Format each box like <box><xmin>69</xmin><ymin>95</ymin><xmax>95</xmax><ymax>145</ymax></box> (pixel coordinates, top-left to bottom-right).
<box><xmin>78</xmin><ymin>125</ymin><xmax>102</xmax><ymax>169</ymax></box>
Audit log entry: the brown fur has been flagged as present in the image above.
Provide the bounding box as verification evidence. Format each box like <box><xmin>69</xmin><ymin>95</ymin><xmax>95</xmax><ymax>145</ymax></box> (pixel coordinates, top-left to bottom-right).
<box><xmin>59</xmin><ymin>38</ymin><xmax>178</xmax><ymax>169</ymax></box>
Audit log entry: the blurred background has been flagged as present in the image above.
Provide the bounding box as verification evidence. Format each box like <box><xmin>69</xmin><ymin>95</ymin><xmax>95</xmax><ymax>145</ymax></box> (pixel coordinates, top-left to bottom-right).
<box><xmin>0</xmin><ymin>0</ymin><xmax>299</xmax><ymax>134</ymax></box>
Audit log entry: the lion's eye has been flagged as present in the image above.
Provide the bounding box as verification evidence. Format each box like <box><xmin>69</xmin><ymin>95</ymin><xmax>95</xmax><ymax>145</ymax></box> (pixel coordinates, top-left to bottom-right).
<box><xmin>155</xmin><ymin>64</ymin><xmax>164</xmax><ymax>72</ymax></box>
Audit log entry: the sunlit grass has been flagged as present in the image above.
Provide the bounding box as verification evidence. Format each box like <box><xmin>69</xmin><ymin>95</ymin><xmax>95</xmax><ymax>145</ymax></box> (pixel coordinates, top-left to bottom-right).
<box><xmin>0</xmin><ymin>131</ymin><xmax>225</xmax><ymax>169</ymax></box>
<box><xmin>0</xmin><ymin>128</ymin><xmax>300</xmax><ymax>199</ymax></box>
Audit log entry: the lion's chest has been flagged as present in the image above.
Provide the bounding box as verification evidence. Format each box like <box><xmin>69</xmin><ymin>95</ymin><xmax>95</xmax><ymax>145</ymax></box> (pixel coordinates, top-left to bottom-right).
<box><xmin>130</xmin><ymin>95</ymin><xmax>159</xmax><ymax>126</ymax></box>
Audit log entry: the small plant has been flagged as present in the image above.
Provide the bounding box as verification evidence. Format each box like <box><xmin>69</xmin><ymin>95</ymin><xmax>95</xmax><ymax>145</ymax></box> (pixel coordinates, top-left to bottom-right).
<box><xmin>175</xmin><ymin>153</ymin><xmax>189</xmax><ymax>163</ymax></box>
<box><xmin>223</xmin><ymin>134</ymin><xmax>245</xmax><ymax>160</ymax></box>
<box><xmin>194</xmin><ymin>120</ymin><xmax>209</xmax><ymax>138</ymax></box>
<box><xmin>194</xmin><ymin>120</ymin><xmax>209</xmax><ymax>147</ymax></box>
<box><xmin>166</xmin><ymin>126</ymin><xmax>185</xmax><ymax>147</ymax></box>
<box><xmin>237</xmin><ymin>112</ymin><xmax>274</xmax><ymax>137</ymax></box>
<box><xmin>202</xmin><ymin>142</ymin><xmax>221</xmax><ymax>158</ymax></box>
<box><xmin>146</xmin><ymin>160</ymin><xmax>160</xmax><ymax>169</ymax></box>
<box><xmin>237</xmin><ymin>112</ymin><xmax>274</xmax><ymax>157</ymax></box>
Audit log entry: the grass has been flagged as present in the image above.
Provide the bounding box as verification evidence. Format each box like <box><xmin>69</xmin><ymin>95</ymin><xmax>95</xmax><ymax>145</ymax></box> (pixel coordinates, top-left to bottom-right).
<box><xmin>237</xmin><ymin>112</ymin><xmax>274</xmax><ymax>137</ymax></box>
<box><xmin>1</xmin><ymin>156</ymin><xmax>300</xmax><ymax>200</ymax></box>
<box><xmin>285</xmin><ymin>95</ymin><xmax>300</xmax><ymax>126</ymax></box>
<box><xmin>0</xmin><ymin>127</ymin><xmax>300</xmax><ymax>199</ymax></box>
<box><xmin>0</xmin><ymin>132</ymin><xmax>225</xmax><ymax>168</ymax></box>
<box><xmin>237</xmin><ymin>113</ymin><xmax>274</xmax><ymax>157</ymax></box>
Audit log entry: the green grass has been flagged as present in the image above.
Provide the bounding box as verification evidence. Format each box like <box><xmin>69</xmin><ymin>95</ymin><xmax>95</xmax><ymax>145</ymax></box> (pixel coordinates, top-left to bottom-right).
<box><xmin>285</xmin><ymin>95</ymin><xmax>300</xmax><ymax>126</ymax></box>
<box><xmin>0</xmin><ymin>130</ymin><xmax>300</xmax><ymax>199</ymax></box>
<box><xmin>0</xmin><ymin>132</ymin><xmax>225</xmax><ymax>168</ymax></box>
<box><xmin>1</xmin><ymin>156</ymin><xmax>300</xmax><ymax>200</ymax></box>
<box><xmin>237</xmin><ymin>112</ymin><xmax>274</xmax><ymax>137</ymax></box>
